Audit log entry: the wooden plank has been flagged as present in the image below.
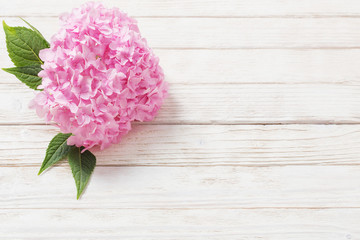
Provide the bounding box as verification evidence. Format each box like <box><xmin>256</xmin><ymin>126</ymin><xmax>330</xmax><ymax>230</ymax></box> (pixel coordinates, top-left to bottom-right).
<box><xmin>2</xmin><ymin>0</ymin><xmax>360</xmax><ymax>17</ymax></box>
<box><xmin>1</xmin><ymin>125</ymin><xmax>360</xmax><ymax>167</ymax></box>
<box><xmin>2</xmin><ymin>17</ymin><xmax>360</xmax><ymax>49</ymax></box>
<box><xmin>3</xmin><ymin>48</ymin><xmax>360</xmax><ymax>84</ymax></box>
<box><xmin>0</xmin><ymin>82</ymin><xmax>359</xmax><ymax>125</ymax></box>
<box><xmin>1</xmin><ymin>166</ymin><xmax>360</xmax><ymax>208</ymax></box>
<box><xmin>1</xmin><ymin>209</ymin><xmax>359</xmax><ymax>239</ymax></box>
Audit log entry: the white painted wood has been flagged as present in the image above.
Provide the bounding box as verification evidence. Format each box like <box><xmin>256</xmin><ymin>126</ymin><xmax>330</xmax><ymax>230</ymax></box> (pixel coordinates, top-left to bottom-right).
<box><xmin>3</xmin><ymin>48</ymin><xmax>360</xmax><ymax>84</ymax></box>
<box><xmin>1</xmin><ymin>82</ymin><xmax>359</xmax><ymax>124</ymax></box>
<box><xmin>1</xmin><ymin>166</ymin><xmax>360</xmax><ymax>208</ymax></box>
<box><xmin>1</xmin><ymin>0</ymin><xmax>360</xmax><ymax>238</ymax></box>
<box><xmin>1</xmin><ymin>125</ymin><xmax>360</xmax><ymax>167</ymax></box>
<box><xmin>1</xmin><ymin>208</ymin><xmax>359</xmax><ymax>239</ymax></box>
<box><xmin>2</xmin><ymin>0</ymin><xmax>360</xmax><ymax>17</ymax></box>
<box><xmin>3</xmin><ymin>17</ymin><xmax>360</xmax><ymax>49</ymax></box>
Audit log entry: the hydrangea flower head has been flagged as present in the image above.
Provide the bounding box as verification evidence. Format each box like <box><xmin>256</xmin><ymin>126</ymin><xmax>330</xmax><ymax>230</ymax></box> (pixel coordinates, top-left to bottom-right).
<box><xmin>31</xmin><ymin>2</ymin><xmax>168</xmax><ymax>150</ymax></box>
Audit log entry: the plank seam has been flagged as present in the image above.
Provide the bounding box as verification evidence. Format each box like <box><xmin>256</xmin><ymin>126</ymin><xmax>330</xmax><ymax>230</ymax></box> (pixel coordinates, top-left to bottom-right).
<box><xmin>4</xmin><ymin>15</ymin><xmax>360</xmax><ymax>19</ymax></box>
<box><xmin>1</xmin><ymin>122</ymin><xmax>360</xmax><ymax>126</ymax></box>
<box><xmin>0</xmin><ymin>207</ymin><xmax>359</xmax><ymax>210</ymax></box>
<box><xmin>2</xmin><ymin>163</ymin><xmax>360</xmax><ymax>167</ymax></box>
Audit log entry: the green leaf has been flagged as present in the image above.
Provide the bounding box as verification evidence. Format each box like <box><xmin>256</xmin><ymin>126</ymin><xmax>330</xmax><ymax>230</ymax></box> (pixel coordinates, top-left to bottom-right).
<box><xmin>38</xmin><ymin>133</ymin><xmax>74</xmax><ymax>175</ymax></box>
<box><xmin>2</xmin><ymin>65</ymin><xmax>43</xmax><ymax>90</ymax></box>
<box><xmin>68</xmin><ymin>147</ymin><xmax>96</xmax><ymax>199</ymax></box>
<box><xmin>3</xmin><ymin>20</ymin><xmax>48</xmax><ymax>67</ymax></box>
<box><xmin>20</xmin><ymin>17</ymin><xmax>50</xmax><ymax>48</ymax></box>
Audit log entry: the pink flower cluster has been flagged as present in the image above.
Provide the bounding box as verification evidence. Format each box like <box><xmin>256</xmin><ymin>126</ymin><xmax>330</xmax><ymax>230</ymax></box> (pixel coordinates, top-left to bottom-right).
<box><xmin>31</xmin><ymin>2</ymin><xmax>168</xmax><ymax>150</ymax></box>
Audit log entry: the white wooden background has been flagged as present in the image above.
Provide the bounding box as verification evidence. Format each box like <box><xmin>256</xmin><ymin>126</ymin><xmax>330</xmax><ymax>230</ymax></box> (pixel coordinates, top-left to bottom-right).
<box><xmin>1</xmin><ymin>0</ymin><xmax>360</xmax><ymax>239</ymax></box>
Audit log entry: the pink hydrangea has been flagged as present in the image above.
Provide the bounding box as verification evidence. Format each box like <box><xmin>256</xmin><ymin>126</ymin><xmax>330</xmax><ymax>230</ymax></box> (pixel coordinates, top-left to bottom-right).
<box><xmin>31</xmin><ymin>2</ymin><xmax>168</xmax><ymax>150</ymax></box>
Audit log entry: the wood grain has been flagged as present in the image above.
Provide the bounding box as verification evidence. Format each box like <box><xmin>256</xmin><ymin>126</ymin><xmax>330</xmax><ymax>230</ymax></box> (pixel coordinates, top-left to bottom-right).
<box><xmin>1</xmin><ymin>125</ymin><xmax>360</xmax><ymax>167</ymax></box>
<box><xmin>1</xmin><ymin>166</ymin><xmax>360</xmax><ymax>208</ymax></box>
<box><xmin>1</xmin><ymin>209</ymin><xmax>359</xmax><ymax>239</ymax></box>
<box><xmin>1</xmin><ymin>82</ymin><xmax>359</xmax><ymax>125</ymax></box>
<box><xmin>3</xmin><ymin>48</ymin><xmax>360</xmax><ymax>84</ymax></box>
<box><xmin>1</xmin><ymin>0</ymin><xmax>360</xmax><ymax>238</ymax></box>
<box><xmin>2</xmin><ymin>17</ymin><xmax>360</xmax><ymax>49</ymax></box>
<box><xmin>2</xmin><ymin>0</ymin><xmax>360</xmax><ymax>17</ymax></box>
